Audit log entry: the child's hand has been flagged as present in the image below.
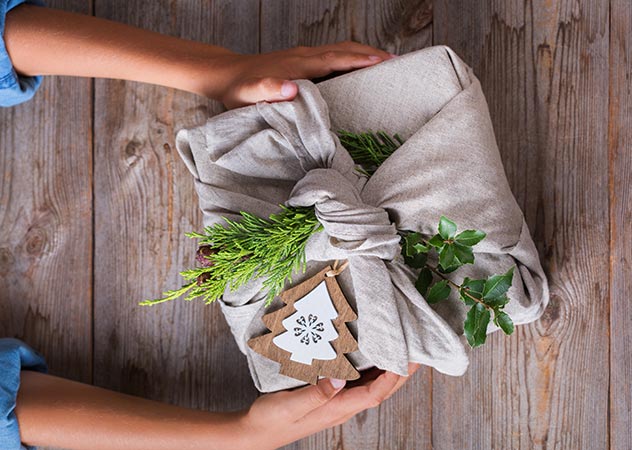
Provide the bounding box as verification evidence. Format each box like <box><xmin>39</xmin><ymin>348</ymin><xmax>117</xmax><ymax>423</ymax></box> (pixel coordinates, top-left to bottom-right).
<box><xmin>16</xmin><ymin>365</ymin><xmax>417</xmax><ymax>450</ymax></box>
<box><xmin>5</xmin><ymin>7</ymin><xmax>393</xmax><ymax>109</ymax></box>
<box><xmin>236</xmin><ymin>363</ymin><xmax>420</xmax><ymax>450</ymax></box>
<box><xmin>214</xmin><ymin>42</ymin><xmax>394</xmax><ymax>108</ymax></box>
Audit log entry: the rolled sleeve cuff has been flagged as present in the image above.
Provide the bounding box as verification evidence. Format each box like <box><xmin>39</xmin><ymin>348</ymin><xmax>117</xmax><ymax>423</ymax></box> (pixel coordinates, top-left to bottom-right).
<box><xmin>0</xmin><ymin>338</ymin><xmax>47</xmax><ymax>450</ymax></box>
<box><xmin>0</xmin><ymin>0</ymin><xmax>45</xmax><ymax>107</ymax></box>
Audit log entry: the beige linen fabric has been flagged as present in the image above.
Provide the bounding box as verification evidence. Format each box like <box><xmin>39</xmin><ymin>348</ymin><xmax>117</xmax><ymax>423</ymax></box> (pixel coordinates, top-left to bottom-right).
<box><xmin>175</xmin><ymin>46</ymin><xmax>549</xmax><ymax>392</ymax></box>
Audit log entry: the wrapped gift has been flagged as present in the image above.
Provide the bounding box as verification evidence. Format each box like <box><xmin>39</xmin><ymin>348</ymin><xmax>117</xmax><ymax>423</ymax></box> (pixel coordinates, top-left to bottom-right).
<box><xmin>174</xmin><ymin>45</ymin><xmax>549</xmax><ymax>392</ymax></box>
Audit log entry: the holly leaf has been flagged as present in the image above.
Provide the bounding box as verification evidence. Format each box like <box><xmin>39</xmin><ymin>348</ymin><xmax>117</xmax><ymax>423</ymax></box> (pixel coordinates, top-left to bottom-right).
<box><xmin>415</xmin><ymin>267</ymin><xmax>433</xmax><ymax>297</ymax></box>
<box><xmin>453</xmin><ymin>242</ymin><xmax>475</xmax><ymax>265</ymax></box>
<box><xmin>438</xmin><ymin>264</ymin><xmax>460</xmax><ymax>274</ymax></box>
<box><xmin>405</xmin><ymin>251</ymin><xmax>427</xmax><ymax>269</ymax></box>
<box><xmin>438</xmin><ymin>216</ymin><xmax>457</xmax><ymax>240</ymax></box>
<box><xmin>439</xmin><ymin>242</ymin><xmax>473</xmax><ymax>271</ymax></box>
<box><xmin>426</xmin><ymin>280</ymin><xmax>451</xmax><ymax>304</ymax></box>
<box><xmin>403</xmin><ymin>233</ymin><xmax>422</xmax><ymax>257</ymax></box>
<box><xmin>464</xmin><ymin>303</ymin><xmax>491</xmax><ymax>347</ymax></box>
<box><xmin>455</xmin><ymin>229</ymin><xmax>486</xmax><ymax>247</ymax></box>
<box><xmin>460</xmin><ymin>277</ymin><xmax>485</xmax><ymax>306</ymax></box>
<box><xmin>461</xmin><ymin>277</ymin><xmax>485</xmax><ymax>296</ymax></box>
<box><xmin>438</xmin><ymin>244</ymin><xmax>455</xmax><ymax>270</ymax></box>
<box><xmin>493</xmin><ymin>310</ymin><xmax>515</xmax><ymax>335</ymax></box>
<box><xmin>428</xmin><ymin>234</ymin><xmax>444</xmax><ymax>248</ymax></box>
<box><xmin>482</xmin><ymin>267</ymin><xmax>515</xmax><ymax>302</ymax></box>
<box><xmin>460</xmin><ymin>292</ymin><xmax>476</xmax><ymax>306</ymax></box>
<box><xmin>414</xmin><ymin>242</ymin><xmax>430</xmax><ymax>253</ymax></box>
<box><xmin>485</xmin><ymin>294</ymin><xmax>509</xmax><ymax>308</ymax></box>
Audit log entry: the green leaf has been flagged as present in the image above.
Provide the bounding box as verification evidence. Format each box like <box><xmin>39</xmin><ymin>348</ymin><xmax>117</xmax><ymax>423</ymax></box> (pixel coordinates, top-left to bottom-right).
<box><xmin>494</xmin><ymin>310</ymin><xmax>515</xmax><ymax>335</ymax></box>
<box><xmin>413</xmin><ymin>242</ymin><xmax>430</xmax><ymax>253</ymax></box>
<box><xmin>428</xmin><ymin>234</ymin><xmax>444</xmax><ymax>248</ymax></box>
<box><xmin>459</xmin><ymin>277</ymin><xmax>485</xmax><ymax>306</ymax></box>
<box><xmin>426</xmin><ymin>280</ymin><xmax>451</xmax><ymax>304</ymax></box>
<box><xmin>453</xmin><ymin>242</ymin><xmax>475</xmax><ymax>265</ymax></box>
<box><xmin>415</xmin><ymin>268</ymin><xmax>433</xmax><ymax>297</ymax></box>
<box><xmin>461</xmin><ymin>277</ymin><xmax>485</xmax><ymax>295</ymax></box>
<box><xmin>438</xmin><ymin>244</ymin><xmax>455</xmax><ymax>270</ymax></box>
<box><xmin>464</xmin><ymin>303</ymin><xmax>491</xmax><ymax>347</ymax></box>
<box><xmin>482</xmin><ymin>267</ymin><xmax>515</xmax><ymax>301</ymax></box>
<box><xmin>438</xmin><ymin>264</ymin><xmax>460</xmax><ymax>274</ymax></box>
<box><xmin>405</xmin><ymin>251</ymin><xmax>427</xmax><ymax>269</ymax></box>
<box><xmin>486</xmin><ymin>294</ymin><xmax>509</xmax><ymax>308</ymax></box>
<box><xmin>455</xmin><ymin>229</ymin><xmax>486</xmax><ymax>246</ymax></box>
<box><xmin>438</xmin><ymin>216</ymin><xmax>457</xmax><ymax>240</ymax></box>
<box><xmin>459</xmin><ymin>291</ymin><xmax>476</xmax><ymax>306</ymax></box>
<box><xmin>402</xmin><ymin>233</ymin><xmax>421</xmax><ymax>256</ymax></box>
<box><xmin>403</xmin><ymin>233</ymin><xmax>428</xmax><ymax>256</ymax></box>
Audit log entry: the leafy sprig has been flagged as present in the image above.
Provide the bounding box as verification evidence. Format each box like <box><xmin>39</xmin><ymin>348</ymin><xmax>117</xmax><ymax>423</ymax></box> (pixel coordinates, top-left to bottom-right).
<box><xmin>141</xmin><ymin>206</ymin><xmax>321</xmax><ymax>306</ymax></box>
<box><xmin>144</xmin><ymin>131</ymin><xmax>517</xmax><ymax>349</ymax></box>
<box><xmin>338</xmin><ymin>130</ymin><xmax>404</xmax><ymax>176</ymax></box>
<box><xmin>401</xmin><ymin>216</ymin><xmax>515</xmax><ymax>347</ymax></box>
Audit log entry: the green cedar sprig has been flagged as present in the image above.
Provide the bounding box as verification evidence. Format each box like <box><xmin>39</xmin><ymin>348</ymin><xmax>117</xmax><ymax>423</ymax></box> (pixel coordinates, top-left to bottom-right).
<box><xmin>142</xmin><ymin>130</ymin><xmax>403</xmax><ymax>307</ymax></box>
<box><xmin>141</xmin><ymin>206</ymin><xmax>321</xmax><ymax>307</ymax></box>
<box><xmin>401</xmin><ymin>216</ymin><xmax>515</xmax><ymax>347</ymax></box>
<box><xmin>338</xmin><ymin>130</ymin><xmax>404</xmax><ymax>176</ymax></box>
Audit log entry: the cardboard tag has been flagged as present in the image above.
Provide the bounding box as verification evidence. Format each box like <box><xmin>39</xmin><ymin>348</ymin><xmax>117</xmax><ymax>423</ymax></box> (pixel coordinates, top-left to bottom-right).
<box><xmin>247</xmin><ymin>264</ymin><xmax>360</xmax><ymax>384</ymax></box>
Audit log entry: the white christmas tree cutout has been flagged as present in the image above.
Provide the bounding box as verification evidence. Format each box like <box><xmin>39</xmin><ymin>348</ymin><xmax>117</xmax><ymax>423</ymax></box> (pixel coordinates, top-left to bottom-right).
<box><xmin>273</xmin><ymin>281</ymin><xmax>339</xmax><ymax>365</ymax></box>
<box><xmin>247</xmin><ymin>265</ymin><xmax>360</xmax><ymax>385</ymax></box>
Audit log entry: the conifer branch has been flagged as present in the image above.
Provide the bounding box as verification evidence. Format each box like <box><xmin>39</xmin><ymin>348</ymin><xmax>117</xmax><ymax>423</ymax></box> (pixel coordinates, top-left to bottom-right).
<box><xmin>141</xmin><ymin>207</ymin><xmax>321</xmax><ymax>306</ymax></box>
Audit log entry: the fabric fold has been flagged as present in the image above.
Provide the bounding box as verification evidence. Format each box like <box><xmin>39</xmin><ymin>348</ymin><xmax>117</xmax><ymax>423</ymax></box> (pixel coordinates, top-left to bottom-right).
<box><xmin>176</xmin><ymin>45</ymin><xmax>548</xmax><ymax>392</ymax></box>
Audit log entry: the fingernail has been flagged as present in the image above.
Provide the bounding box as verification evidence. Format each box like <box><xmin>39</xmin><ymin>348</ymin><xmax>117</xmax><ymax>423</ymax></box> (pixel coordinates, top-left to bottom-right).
<box><xmin>281</xmin><ymin>81</ymin><xmax>295</xmax><ymax>98</ymax></box>
<box><xmin>330</xmin><ymin>378</ymin><xmax>346</xmax><ymax>389</ymax></box>
<box><xmin>389</xmin><ymin>53</ymin><xmax>398</xmax><ymax>58</ymax></box>
<box><xmin>368</xmin><ymin>55</ymin><xmax>382</xmax><ymax>61</ymax></box>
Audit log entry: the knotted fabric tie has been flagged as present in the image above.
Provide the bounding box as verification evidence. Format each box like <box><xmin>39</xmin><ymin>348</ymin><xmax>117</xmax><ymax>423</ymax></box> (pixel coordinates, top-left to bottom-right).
<box><xmin>288</xmin><ymin>168</ymin><xmax>401</xmax><ymax>260</ymax></box>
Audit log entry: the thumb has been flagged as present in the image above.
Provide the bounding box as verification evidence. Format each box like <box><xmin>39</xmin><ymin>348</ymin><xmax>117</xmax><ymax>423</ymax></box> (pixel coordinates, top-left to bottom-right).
<box><xmin>224</xmin><ymin>77</ymin><xmax>298</xmax><ymax>109</ymax></box>
<box><xmin>281</xmin><ymin>378</ymin><xmax>346</xmax><ymax>420</ymax></box>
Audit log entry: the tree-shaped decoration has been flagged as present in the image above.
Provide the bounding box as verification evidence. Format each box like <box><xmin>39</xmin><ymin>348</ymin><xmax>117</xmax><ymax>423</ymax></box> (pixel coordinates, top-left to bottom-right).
<box><xmin>272</xmin><ymin>281</ymin><xmax>339</xmax><ymax>364</ymax></box>
<box><xmin>248</xmin><ymin>263</ymin><xmax>360</xmax><ymax>384</ymax></box>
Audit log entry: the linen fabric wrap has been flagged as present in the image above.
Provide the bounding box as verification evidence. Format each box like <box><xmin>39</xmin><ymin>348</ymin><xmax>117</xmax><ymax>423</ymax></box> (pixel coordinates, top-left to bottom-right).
<box><xmin>176</xmin><ymin>46</ymin><xmax>549</xmax><ymax>393</ymax></box>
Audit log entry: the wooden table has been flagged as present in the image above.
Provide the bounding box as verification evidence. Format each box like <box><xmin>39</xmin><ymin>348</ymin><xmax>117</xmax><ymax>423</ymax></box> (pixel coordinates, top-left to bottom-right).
<box><xmin>1</xmin><ymin>1</ymin><xmax>629</xmax><ymax>449</ymax></box>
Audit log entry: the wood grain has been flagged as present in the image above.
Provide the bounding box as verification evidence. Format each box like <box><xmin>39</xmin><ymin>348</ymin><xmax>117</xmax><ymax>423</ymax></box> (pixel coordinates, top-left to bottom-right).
<box><xmin>261</xmin><ymin>0</ymin><xmax>432</xmax><ymax>55</ymax></box>
<box><xmin>260</xmin><ymin>1</ymin><xmax>433</xmax><ymax>449</ymax></box>
<box><xmin>0</xmin><ymin>0</ymin><xmax>93</xmax><ymax>384</ymax></box>
<box><xmin>609</xmin><ymin>1</ymin><xmax>632</xmax><ymax>448</ymax></box>
<box><xmin>92</xmin><ymin>0</ymin><xmax>259</xmax><ymax>411</ymax></box>
<box><xmin>248</xmin><ymin>266</ymin><xmax>360</xmax><ymax>384</ymax></box>
<box><xmin>433</xmin><ymin>1</ymin><xmax>610</xmax><ymax>449</ymax></box>
<box><xmin>2</xmin><ymin>0</ymin><xmax>630</xmax><ymax>449</ymax></box>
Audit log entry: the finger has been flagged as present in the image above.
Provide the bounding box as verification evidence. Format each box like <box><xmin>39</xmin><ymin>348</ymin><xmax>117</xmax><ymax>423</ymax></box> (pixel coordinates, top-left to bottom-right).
<box><xmin>279</xmin><ymin>378</ymin><xmax>346</xmax><ymax>420</ymax></box>
<box><xmin>224</xmin><ymin>77</ymin><xmax>298</xmax><ymax>109</ymax></box>
<box><xmin>345</xmin><ymin>367</ymin><xmax>383</xmax><ymax>388</ymax></box>
<box><xmin>325</xmin><ymin>41</ymin><xmax>394</xmax><ymax>60</ymax></box>
<box><xmin>384</xmin><ymin>363</ymin><xmax>421</xmax><ymax>400</ymax></box>
<box><xmin>333</xmin><ymin>370</ymin><xmax>402</xmax><ymax>412</ymax></box>
<box><xmin>299</xmin><ymin>41</ymin><xmax>393</xmax><ymax>60</ymax></box>
<box><xmin>297</xmin><ymin>370</ymin><xmax>403</xmax><ymax>430</ymax></box>
<box><xmin>297</xmin><ymin>51</ymin><xmax>385</xmax><ymax>79</ymax></box>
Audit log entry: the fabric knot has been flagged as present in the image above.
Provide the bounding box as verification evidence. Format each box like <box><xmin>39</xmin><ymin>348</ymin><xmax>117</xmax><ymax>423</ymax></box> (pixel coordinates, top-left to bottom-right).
<box><xmin>287</xmin><ymin>168</ymin><xmax>401</xmax><ymax>261</ymax></box>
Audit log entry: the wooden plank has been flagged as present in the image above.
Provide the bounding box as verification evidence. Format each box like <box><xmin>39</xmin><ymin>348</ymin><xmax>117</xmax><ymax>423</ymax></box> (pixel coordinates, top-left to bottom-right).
<box><xmin>433</xmin><ymin>1</ymin><xmax>610</xmax><ymax>449</ymax></box>
<box><xmin>92</xmin><ymin>0</ymin><xmax>259</xmax><ymax>411</ymax></box>
<box><xmin>0</xmin><ymin>0</ymin><xmax>93</xmax><ymax>384</ymax></box>
<box><xmin>609</xmin><ymin>1</ymin><xmax>632</xmax><ymax>448</ymax></box>
<box><xmin>261</xmin><ymin>0</ymin><xmax>432</xmax><ymax>55</ymax></box>
<box><xmin>260</xmin><ymin>1</ymin><xmax>433</xmax><ymax>449</ymax></box>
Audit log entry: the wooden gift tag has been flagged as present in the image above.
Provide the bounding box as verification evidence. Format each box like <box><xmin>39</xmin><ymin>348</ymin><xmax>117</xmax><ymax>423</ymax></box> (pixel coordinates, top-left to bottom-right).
<box><xmin>247</xmin><ymin>263</ymin><xmax>360</xmax><ymax>384</ymax></box>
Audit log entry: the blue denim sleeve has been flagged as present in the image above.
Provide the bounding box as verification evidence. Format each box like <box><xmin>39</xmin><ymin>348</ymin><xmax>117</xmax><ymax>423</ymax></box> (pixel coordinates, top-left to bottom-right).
<box><xmin>0</xmin><ymin>338</ymin><xmax>47</xmax><ymax>450</ymax></box>
<box><xmin>0</xmin><ymin>0</ymin><xmax>46</xmax><ymax>107</ymax></box>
